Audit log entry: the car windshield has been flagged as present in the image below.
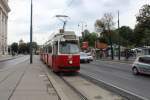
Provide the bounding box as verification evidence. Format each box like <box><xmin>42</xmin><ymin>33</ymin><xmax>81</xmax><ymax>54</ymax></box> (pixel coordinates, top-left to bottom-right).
<box><xmin>59</xmin><ymin>42</ymin><xmax>79</xmax><ymax>54</ymax></box>
<box><xmin>139</xmin><ymin>57</ymin><xmax>150</xmax><ymax>64</ymax></box>
<box><xmin>80</xmin><ymin>53</ymin><xmax>87</xmax><ymax>57</ymax></box>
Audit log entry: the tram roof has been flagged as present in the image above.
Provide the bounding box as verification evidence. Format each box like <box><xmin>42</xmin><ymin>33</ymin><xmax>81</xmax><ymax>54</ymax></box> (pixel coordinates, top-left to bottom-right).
<box><xmin>43</xmin><ymin>31</ymin><xmax>78</xmax><ymax>46</ymax></box>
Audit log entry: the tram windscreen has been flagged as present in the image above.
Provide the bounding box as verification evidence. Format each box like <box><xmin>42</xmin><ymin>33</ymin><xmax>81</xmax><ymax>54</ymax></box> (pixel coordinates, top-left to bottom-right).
<box><xmin>59</xmin><ymin>42</ymin><xmax>79</xmax><ymax>54</ymax></box>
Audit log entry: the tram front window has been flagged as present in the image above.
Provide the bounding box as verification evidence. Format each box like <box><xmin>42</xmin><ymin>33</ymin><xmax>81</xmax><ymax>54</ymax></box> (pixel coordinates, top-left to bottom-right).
<box><xmin>59</xmin><ymin>42</ymin><xmax>79</xmax><ymax>54</ymax></box>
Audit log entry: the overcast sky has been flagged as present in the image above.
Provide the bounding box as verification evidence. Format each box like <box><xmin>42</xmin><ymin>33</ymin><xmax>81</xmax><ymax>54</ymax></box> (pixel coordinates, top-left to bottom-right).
<box><xmin>8</xmin><ymin>0</ymin><xmax>149</xmax><ymax>45</ymax></box>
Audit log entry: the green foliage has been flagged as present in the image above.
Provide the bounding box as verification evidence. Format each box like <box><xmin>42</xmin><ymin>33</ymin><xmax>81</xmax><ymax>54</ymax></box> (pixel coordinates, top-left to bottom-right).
<box><xmin>82</xmin><ymin>29</ymin><xmax>90</xmax><ymax>41</ymax></box>
<box><xmin>136</xmin><ymin>4</ymin><xmax>150</xmax><ymax>26</ymax></box>
<box><xmin>27</xmin><ymin>42</ymin><xmax>38</xmax><ymax>54</ymax></box>
<box><xmin>81</xmin><ymin>30</ymin><xmax>97</xmax><ymax>47</ymax></box>
<box><xmin>17</xmin><ymin>42</ymin><xmax>38</xmax><ymax>54</ymax></box>
<box><xmin>19</xmin><ymin>43</ymin><xmax>27</xmax><ymax>54</ymax></box>
<box><xmin>98</xmin><ymin>37</ymin><xmax>108</xmax><ymax>43</ymax></box>
<box><xmin>11</xmin><ymin>42</ymin><xmax>18</xmax><ymax>53</ymax></box>
<box><xmin>93</xmin><ymin>4</ymin><xmax>150</xmax><ymax>47</ymax></box>
<box><xmin>88</xmin><ymin>32</ymin><xmax>97</xmax><ymax>47</ymax></box>
<box><xmin>134</xmin><ymin>4</ymin><xmax>150</xmax><ymax>46</ymax></box>
<box><xmin>118</xmin><ymin>26</ymin><xmax>134</xmax><ymax>46</ymax></box>
<box><xmin>111</xmin><ymin>30</ymin><xmax>119</xmax><ymax>45</ymax></box>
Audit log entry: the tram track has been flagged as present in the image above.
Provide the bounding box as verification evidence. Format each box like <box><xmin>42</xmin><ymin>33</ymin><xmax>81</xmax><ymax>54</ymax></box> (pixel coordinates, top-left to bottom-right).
<box><xmin>45</xmin><ymin>66</ymin><xmax>88</xmax><ymax>100</ymax></box>
<box><xmin>59</xmin><ymin>75</ymin><xmax>89</xmax><ymax>100</ymax></box>
<box><xmin>42</xmin><ymin>58</ymin><xmax>123</xmax><ymax>99</ymax></box>
<box><xmin>8</xmin><ymin>66</ymin><xmax>27</xmax><ymax>100</ymax></box>
<box><xmin>0</xmin><ymin>70</ymin><xmax>17</xmax><ymax>85</ymax></box>
<box><xmin>0</xmin><ymin>58</ymin><xmax>29</xmax><ymax>85</ymax></box>
<box><xmin>45</xmin><ymin>73</ymin><xmax>61</xmax><ymax>100</ymax></box>
<box><xmin>57</xmin><ymin>73</ymin><xmax>123</xmax><ymax>100</ymax></box>
<box><xmin>0</xmin><ymin>56</ymin><xmax>29</xmax><ymax>72</ymax></box>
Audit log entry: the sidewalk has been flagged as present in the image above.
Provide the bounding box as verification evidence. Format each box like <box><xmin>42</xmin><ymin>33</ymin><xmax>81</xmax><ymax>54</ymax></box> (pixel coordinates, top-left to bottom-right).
<box><xmin>10</xmin><ymin>56</ymin><xmax>59</xmax><ymax>100</ymax></box>
<box><xmin>95</xmin><ymin>56</ymin><xmax>135</xmax><ymax>64</ymax></box>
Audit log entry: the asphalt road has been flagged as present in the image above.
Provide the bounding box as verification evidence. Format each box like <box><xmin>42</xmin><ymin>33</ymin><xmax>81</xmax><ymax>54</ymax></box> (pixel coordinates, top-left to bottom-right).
<box><xmin>80</xmin><ymin>60</ymin><xmax>150</xmax><ymax>100</ymax></box>
<box><xmin>0</xmin><ymin>56</ymin><xmax>29</xmax><ymax>100</ymax></box>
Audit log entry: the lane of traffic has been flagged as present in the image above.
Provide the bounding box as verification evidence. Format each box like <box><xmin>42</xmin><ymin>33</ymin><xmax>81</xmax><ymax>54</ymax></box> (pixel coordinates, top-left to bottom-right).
<box><xmin>0</xmin><ymin>56</ymin><xmax>29</xmax><ymax>70</ymax></box>
<box><xmin>0</xmin><ymin>56</ymin><xmax>29</xmax><ymax>100</ymax></box>
<box><xmin>80</xmin><ymin>62</ymin><xmax>150</xmax><ymax>99</ymax></box>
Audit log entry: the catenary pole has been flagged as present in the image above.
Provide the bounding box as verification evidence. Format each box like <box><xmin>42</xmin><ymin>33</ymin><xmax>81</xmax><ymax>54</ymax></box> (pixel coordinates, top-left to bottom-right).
<box><xmin>118</xmin><ymin>10</ymin><xmax>121</xmax><ymax>60</ymax></box>
<box><xmin>30</xmin><ymin>0</ymin><xmax>33</xmax><ymax>64</ymax></box>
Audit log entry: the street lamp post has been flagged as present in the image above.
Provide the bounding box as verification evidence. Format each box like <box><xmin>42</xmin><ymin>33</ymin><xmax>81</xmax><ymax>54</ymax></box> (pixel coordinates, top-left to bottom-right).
<box><xmin>30</xmin><ymin>0</ymin><xmax>33</xmax><ymax>64</ymax></box>
<box><xmin>78</xmin><ymin>22</ymin><xmax>87</xmax><ymax>38</ymax></box>
<box><xmin>118</xmin><ymin>11</ymin><xmax>121</xmax><ymax>60</ymax></box>
<box><xmin>2</xmin><ymin>45</ymin><xmax>4</xmax><ymax>55</ymax></box>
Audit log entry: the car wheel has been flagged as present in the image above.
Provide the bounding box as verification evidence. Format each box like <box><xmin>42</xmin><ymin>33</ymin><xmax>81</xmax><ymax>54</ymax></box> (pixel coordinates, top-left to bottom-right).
<box><xmin>132</xmin><ymin>67</ymin><xmax>139</xmax><ymax>75</ymax></box>
<box><xmin>87</xmin><ymin>60</ymin><xmax>90</xmax><ymax>63</ymax></box>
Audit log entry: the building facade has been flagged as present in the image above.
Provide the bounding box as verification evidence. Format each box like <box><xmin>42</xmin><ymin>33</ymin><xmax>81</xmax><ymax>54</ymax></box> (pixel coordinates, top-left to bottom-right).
<box><xmin>0</xmin><ymin>0</ymin><xmax>10</xmax><ymax>55</ymax></box>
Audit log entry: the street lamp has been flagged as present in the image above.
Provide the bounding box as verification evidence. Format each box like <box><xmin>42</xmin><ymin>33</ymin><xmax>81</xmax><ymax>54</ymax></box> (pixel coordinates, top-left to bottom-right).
<box><xmin>78</xmin><ymin>22</ymin><xmax>87</xmax><ymax>37</ymax></box>
<box><xmin>30</xmin><ymin>0</ymin><xmax>33</xmax><ymax>64</ymax></box>
<box><xmin>118</xmin><ymin>10</ymin><xmax>121</xmax><ymax>60</ymax></box>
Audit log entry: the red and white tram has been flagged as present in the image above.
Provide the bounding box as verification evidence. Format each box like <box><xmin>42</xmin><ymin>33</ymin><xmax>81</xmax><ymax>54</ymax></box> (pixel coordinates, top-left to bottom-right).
<box><xmin>41</xmin><ymin>31</ymin><xmax>80</xmax><ymax>72</ymax></box>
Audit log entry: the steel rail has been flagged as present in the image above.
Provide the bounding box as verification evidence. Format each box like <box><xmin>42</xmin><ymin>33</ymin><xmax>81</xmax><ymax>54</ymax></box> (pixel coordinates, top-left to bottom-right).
<box><xmin>46</xmin><ymin>75</ymin><xmax>62</xmax><ymax>100</ymax></box>
<box><xmin>59</xmin><ymin>75</ymin><xmax>88</xmax><ymax>100</ymax></box>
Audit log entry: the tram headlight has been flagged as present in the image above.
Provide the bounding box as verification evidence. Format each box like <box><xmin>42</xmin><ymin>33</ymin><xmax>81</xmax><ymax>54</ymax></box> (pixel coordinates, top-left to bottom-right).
<box><xmin>69</xmin><ymin>60</ymin><xmax>73</xmax><ymax>64</ymax></box>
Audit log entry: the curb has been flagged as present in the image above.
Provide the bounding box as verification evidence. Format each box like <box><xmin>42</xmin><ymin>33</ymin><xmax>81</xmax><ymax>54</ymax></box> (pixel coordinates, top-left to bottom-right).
<box><xmin>79</xmin><ymin>73</ymin><xmax>148</xmax><ymax>100</ymax></box>
<box><xmin>95</xmin><ymin>59</ymin><xmax>134</xmax><ymax>64</ymax></box>
<box><xmin>46</xmin><ymin>72</ymin><xmax>69</xmax><ymax>100</ymax></box>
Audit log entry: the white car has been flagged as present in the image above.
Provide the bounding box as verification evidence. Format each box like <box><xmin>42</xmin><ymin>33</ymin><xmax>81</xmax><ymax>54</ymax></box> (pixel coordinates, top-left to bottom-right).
<box><xmin>132</xmin><ymin>55</ymin><xmax>150</xmax><ymax>75</ymax></box>
<box><xmin>80</xmin><ymin>52</ymin><xmax>90</xmax><ymax>63</ymax></box>
<box><xmin>86</xmin><ymin>52</ymin><xmax>93</xmax><ymax>61</ymax></box>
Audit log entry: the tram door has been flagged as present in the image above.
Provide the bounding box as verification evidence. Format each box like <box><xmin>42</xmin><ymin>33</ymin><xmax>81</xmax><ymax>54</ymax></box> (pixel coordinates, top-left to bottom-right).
<box><xmin>53</xmin><ymin>42</ymin><xmax>58</xmax><ymax>69</ymax></box>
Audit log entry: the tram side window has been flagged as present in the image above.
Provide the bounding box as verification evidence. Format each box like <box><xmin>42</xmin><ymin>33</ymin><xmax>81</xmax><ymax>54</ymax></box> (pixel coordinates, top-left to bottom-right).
<box><xmin>48</xmin><ymin>46</ymin><xmax>52</xmax><ymax>53</ymax></box>
<box><xmin>45</xmin><ymin>47</ymin><xmax>48</xmax><ymax>53</ymax></box>
<box><xmin>44</xmin><ymin>48</ymin><xmax>46</xmax><ymax>53</ymax></box>
<box><xmin>53</xmin><ymin>42</ymin><xmax>58</xmax><ymax>55</ymax></box>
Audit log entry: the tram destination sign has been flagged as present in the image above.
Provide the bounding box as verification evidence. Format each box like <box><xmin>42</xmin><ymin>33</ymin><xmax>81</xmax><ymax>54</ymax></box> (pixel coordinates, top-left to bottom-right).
<box><xmin>63</xmin><ymin>35</ymin><xmax>77</xmax><ymax>40</ymax></box>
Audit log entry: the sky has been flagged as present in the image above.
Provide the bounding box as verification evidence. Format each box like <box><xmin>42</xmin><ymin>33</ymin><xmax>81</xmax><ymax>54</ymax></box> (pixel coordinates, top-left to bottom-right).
<box><xmin>8</xmin><ymin>0</ymin><xmax>149</xmax><ymax>45</ymax></box>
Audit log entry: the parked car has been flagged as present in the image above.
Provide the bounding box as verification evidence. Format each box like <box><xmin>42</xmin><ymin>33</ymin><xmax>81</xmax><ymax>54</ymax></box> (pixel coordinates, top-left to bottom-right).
<box><xmin>132</xmin><ymin>55</ymin><xmax>150</xmax><ymax>75</ymax></box>
<box><xmin>80</xmin><ymin>52</ymin><xmax>90</xmax><ymax>63</ymax></box>
<box><xmin>86</xmin><ymin>52</ymin><xmax>93</xmax><ymax>61</ymax></box>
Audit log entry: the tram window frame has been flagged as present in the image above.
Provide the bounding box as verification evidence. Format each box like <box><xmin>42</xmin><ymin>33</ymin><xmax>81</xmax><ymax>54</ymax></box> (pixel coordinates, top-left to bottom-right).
<box><xmin>59</xmin><ymin>41</ymin><xmax>79</xmax><ymax>54</ymax></box>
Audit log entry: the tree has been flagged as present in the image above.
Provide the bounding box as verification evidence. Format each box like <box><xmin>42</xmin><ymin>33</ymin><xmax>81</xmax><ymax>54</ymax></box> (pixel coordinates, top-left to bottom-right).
<box><xmin>136</xmin><ymin>4</ymin><xmax>150</xmax><ymax>25</ymax></box>
<box><xmin>134</xmin><ymin>4</ymin><xmax>150</xmax><ymax>46</ymax></box>
<box><xmin>82</xmin><ymin>29</ymin><xmax>90</xmax><ymax>41</ymax></box>
<box><xmin>27</xmin><ymin>42</ymin><xmax>38</xmax><ymax>54</ymax></box>
<box><xmin>95</xmin><ymin>13</ymin><xmax>115</xmax><ymax>59</ymax></box>
<box><xmin>81</xmin><ymin>29</ymin><xmax>97</xmax><ymax>48</ymax></box>
<box><xmin>19</xmin><ymin>43</ymin><xmax>27</xmax><ymax>54</ymax></box>
<box><xmin>11</xmin><ymin>42</ymin><xmax>18</xmax><ymax>54</ymax></box>
<box><xmin>88</xmin><ymin>32</ymin><xmax>97</xmax><ymax>47</ymax></box>
<box><xmin>118</xmin><ymin>26</ymin><xmax>134</xmax><ymax>46</ymax></box>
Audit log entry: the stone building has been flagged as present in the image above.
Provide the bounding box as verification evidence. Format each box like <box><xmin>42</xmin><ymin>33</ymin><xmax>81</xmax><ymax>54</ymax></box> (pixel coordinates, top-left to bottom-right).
<box><xmin>0</xmin><ymin>0</ymin><xmax>10</xmax><ymax>55</ymax></box>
